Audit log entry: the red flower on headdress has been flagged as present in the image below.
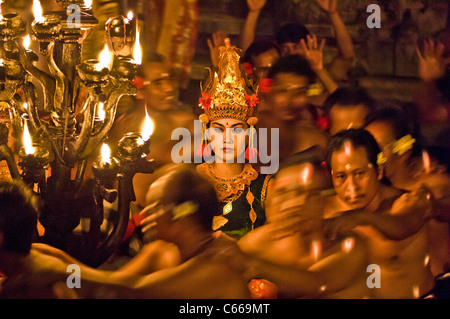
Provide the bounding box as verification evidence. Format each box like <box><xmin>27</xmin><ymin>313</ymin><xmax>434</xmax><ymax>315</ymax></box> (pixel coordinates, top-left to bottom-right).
<box><xmin>245</xmin><ymin>94</ymin><xmax>259</xmax><ymax>107</ymax></box>
<box><xmin>199</xmin><ymin>93</ymin><xmax>212</xmax><ymax>109</ymax></box>
<box><xmin>243</xmin><ymin>62</ymin><xmax>254</xmax><ymax>75</ymax></box>
<box><xmin>259</xmin><ymin>78</ymin><xmax>273</xmax><ymax>93</ymax></box>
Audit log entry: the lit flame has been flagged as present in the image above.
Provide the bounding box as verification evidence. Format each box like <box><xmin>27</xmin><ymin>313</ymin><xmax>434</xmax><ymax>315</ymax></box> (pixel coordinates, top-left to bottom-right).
<box><xmin>310</xmin><ymin>240</ymin><xmax>322</xmax><ymax>262</ymax></box>
<box><xmin>424</xmin><ymin>255</ymin><xmax>430</xmax><ymax>267</ymax></box>
<box><xmin>23</xmin><ymin>121</ymin><xmax>35</xmax><ymax>155</ymax></box>
<box><xmin>341</xmin><ymin>237</ymin><xmax>355</xmax><ymax>253</ymax></box>
<box><xmin>84</xmin><ymin>0</ymin><xmax>92</xmax><ymax>8</ymax></box>
<box><xmin>127</xmin><ymin>11</ymin><xmax>134</xmax><ymax>21</ymax></box>
<box><xmin>32</xmin><ymin>0</ymin><xmax>44</xmax><ymax>23</ymax></box>
<box><xmin>98</xmin><ymin>44</ymin><xmax>113</xmax><ymax>69</ymax></box>
<box><xmin>133</xmin><ymin>21</ymin><xmax>142</xmax><ymax>65</ymax></box>
<box><xmin>0</xmin><ymin>1</ymin><xmax>3</xmax><ymax>16</ymax></box>
<box><xmin>422</xmin><ymin>150</ymin><xmax>431</xmax><ymax>174</ymax></box>
<box><xmin>344</xmin><ymin>140</ymin><xmax>353</xmax><ymax>157</ymax></box>
<box><xmin>141</xmin><ymin>109</ymin><xmax>154</xmax><ymax>142</ymax></box>
<box><xmin>96</xmin><ymin>102</ymin><xmax>105</xmax><ymax>121</ymax></box>
<box><xmin>23</xmin><ymin>35</ymin><xmax>31</xmax><ymax>50</ymax></box>
<box><xmin>300</xmin><ymin>163</ymin><xmax>313</xmax><ymax>186</ymax></box>
<box><xmin>412</xmin><ymin>285</ymin><xmax>420</xmax><ymax>299</ymax></box>
<box><xmin>100</xmin><ymin>143</ymin><xmax>111</xmax><ymax>164</ymax></box>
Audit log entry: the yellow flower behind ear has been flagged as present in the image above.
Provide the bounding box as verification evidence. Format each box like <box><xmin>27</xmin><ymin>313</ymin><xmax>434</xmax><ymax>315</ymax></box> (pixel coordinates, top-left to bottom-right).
<box><xmin>377</xmin><ymin>152</ymin><xmax>387</xmax><ymax>165</ymax></box>
<box><xmin>392</xmin><ymin>135</ymin><xmax>416</xmax><ymax>156</ymax></box>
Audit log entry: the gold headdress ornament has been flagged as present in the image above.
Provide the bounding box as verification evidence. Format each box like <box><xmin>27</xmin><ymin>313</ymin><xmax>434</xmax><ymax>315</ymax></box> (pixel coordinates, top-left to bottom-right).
<box><xmin>198</xmin><ymin>38</ymin><xmax>259</xmax><ymax>124</ymax></box>
<box><xmin>197</xmin><ymin>38</ymin><xmax>260</xmax><ymax>160</ymax></box>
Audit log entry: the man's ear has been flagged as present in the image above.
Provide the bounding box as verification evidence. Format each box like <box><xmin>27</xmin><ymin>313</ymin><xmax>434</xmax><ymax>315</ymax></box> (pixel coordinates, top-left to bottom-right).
<box><xmin>377</xmin><ymin>165</ymin><xmax>384</xmax><ymax>180</ymax></box>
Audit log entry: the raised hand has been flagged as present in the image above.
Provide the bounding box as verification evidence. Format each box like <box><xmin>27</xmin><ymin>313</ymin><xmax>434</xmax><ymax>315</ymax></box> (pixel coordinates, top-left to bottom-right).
<box><xmin>207</xmin><ymin>30</ymin><xmax>228</xmax><ymax>68</ymax></box>
<box><xmin>315</xmin><ymin>0</ymin><xmax>338</xmax><ymax>14</ymax></box>
<box><xmin>416</xmin><ymin>39</ymin><xmax>450</xmax><ymax>82</ymax></box>
<box><xmin>247</xmin><ymin>0</ymin><xmax>267</xmax><ymax>12</ymax></box>
<box><xmin>300</xmin><ymin>34</ymin><xmax>326</xmax><ymax>71</ymax></box>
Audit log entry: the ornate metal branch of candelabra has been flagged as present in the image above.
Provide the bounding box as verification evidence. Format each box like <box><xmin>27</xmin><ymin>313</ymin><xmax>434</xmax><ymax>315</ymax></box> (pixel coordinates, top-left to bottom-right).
<box><xmin>0</xmin><ymin>0</ymin><xmax>154</xmax><ymax>267</ymax></box>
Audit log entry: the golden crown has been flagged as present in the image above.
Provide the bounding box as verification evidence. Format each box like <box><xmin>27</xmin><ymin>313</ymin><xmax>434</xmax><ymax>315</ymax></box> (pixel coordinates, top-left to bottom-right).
<box><xmin>199</xmin><ymin>39</ymin><xmax>259</xmax><ymax>123</ymax></box>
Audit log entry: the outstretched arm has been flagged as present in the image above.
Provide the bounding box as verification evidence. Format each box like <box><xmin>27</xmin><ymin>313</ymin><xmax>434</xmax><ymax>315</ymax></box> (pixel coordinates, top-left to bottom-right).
<box><xmin>240</xmin><ymin>0</ymin><xmax>267</xmax><ymax>52</ymax></box>
<box><xmin>324</xmin><ymin>187</ymin><xmax>432</xmax><ymax>241</ymax></box>
<box><xmin>245</xmin><ymin>233</ymin><xmax>367</xmax><ymax>298</ymax></box>
<box><xmin>207</xmin><ymin>30</ymin><xmax>228</xmax><ymax>70</ymax></box>
<box><xmin>415</xmin><ymin>39</ymin><xmax>450</xmax><ymax>125</ymax></box>
<box><xmin>301</xmin><ymin>34</ymin><xmax>339</xmax><ymax>94</ymax></box>
<box><xmin>315</xmin><ymin>0</ymin><xmax>355</xmax><ymax>82</ymax></box>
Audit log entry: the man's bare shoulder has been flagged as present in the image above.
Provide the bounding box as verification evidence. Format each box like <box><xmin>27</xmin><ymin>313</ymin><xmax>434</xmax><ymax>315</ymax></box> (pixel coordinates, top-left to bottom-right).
<box><xmin>379</xmin><ymin>184</ymin><xmax>404</xmax><ymax>200</ymax></box>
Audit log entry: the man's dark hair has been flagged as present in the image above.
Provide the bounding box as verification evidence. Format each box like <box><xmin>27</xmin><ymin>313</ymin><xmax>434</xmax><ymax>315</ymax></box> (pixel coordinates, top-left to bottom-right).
<box><xmin>323</xmin><ymin>86</ymin><xmax>376</xmax><ymax>113</ymax></box>
<box><xmin>0</xmin><ymin>180</ymin><xmax>41</xmax><ymax>255</ymax></box>
<box><xmin>137</xmin><ymin>51</ymin><xmax>167</xmax><ymax>78</ymax></box>
<box><xmin>325</xmin><ymin>129</ymin><xmax>381</xmax><ymax>171</ymax></box>
<box><xmin>163</xmin><ymin>168</ymin><xmax>219</xmax><ymax>231</ymax></box>
<box><xmin>276</xmin><ymin>22</ymin><xmax>310</xmax><ymax>45</ymax></box>
<box><xmin>436</xmin><ymin>71</ymin><xmax>450</xmax><ymax>102</ymax></box>
<box><xmin>243</xmin><ymin>39</ymin><xmax>279</xmax><ymax>65</ymax></box>
<box><xmin>268</xmin><ymin>54</ymin><xmax>316</xmax><ymax>83</ymax></box>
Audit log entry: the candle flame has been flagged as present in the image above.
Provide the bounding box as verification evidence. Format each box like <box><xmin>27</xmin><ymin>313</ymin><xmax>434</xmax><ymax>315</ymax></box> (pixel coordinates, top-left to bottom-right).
<box><xmin>344</xmin><ymin>140</ymin><xmax>353</xmax><ymax>157</ymax></box>
<box><xmin>98</xmin><ymin>44</ymin><xmax>113</xmax><ymax>69</ymax></box>
<box><xmin>100</xmin><ymin>143</ymin><xmax>111</xmax><ymax>164</ymax></box>
<box><xmin>341</xmin><ymin>237</ymin><xmax>355</xmax><ymax>253</ymax></box>
<box><xmin>33</xmin><ymin>0</ymin><xmax>44</xmax><ymax>23</ymax></box>
<box><xmin>413</xmin><ymin>285</ymin><xmax>420</xmax><ymax>299</ymax></box>
<box><xmin>424</xmin><ymin>255</ymin><xmax>430</xmax><ymax>267</ymax></box>
<box><xmin>310</xmin><ymin>240</ymin><xmax>322</xmax><ymax>262</ymax></box>
<box><xmin>23</xmin><ymin>35</ymin><xmax>31</xmax><ymax>50</ymax></box>
<box><xmin>23</xmin><ymin>121</ymin><xmax>35</xmax><ymax>155</ymax></box>
<box><xmin>84</xmin><ymin>0</ymin><xmax>92</xmax><ymax>8</ymax></box>
<box><xmin>141</xmin><ymin>109</ymin><xmax>154</xmax><ymax>142</ymax></box>
<box><xmin>422</xmin><ymin>150</ymin><xmax>431</xmax><ymax>174</ymax></box>
<box><xmin>133</xmin><ymin>21</ymin><xmax>142</xmax><ymax>65</ymax></box>
<box><xmin>0</xmin><ymin>1</ymin><xmax>3</xmax><ymax>16</ymax></box>
<box><xmin>300</xmin><ymin>163</ymin><xmax>313</xmax><ymax>186</ymax></box>
<box><xmin>97</xmin><ymin>102</ymin><xmax>105</xmax><ymax>121</ymax></box>
<box><xmin>127</xmin><ymin>11</ymin><xmax>134</xmax><ymax>21</ymax></box>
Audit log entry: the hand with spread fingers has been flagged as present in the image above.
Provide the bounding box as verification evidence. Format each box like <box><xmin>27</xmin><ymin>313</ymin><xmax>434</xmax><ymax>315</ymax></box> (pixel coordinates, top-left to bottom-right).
<box><xmin>246</xmin><ymin>0</ymin><xmax>267</xmax><ymax>12</ymax></box>
<box><xmin>207</xmin><ymin>30</ymin><xmax>228</xmax><ymax>69</ymax></box>
<box><xmin>300</xmin><ymin>34</ymin><xmax>326</xmax><ymax>71</ymax></box>
<box><xmin>315</xmin><ymin>0</ymin><xmax>338</xmax><ymax>15</ymax></box>
<box><xmin>417</xmin><ymin>39</ymin><xmax>450</xmax><ymax>83</ymax></box>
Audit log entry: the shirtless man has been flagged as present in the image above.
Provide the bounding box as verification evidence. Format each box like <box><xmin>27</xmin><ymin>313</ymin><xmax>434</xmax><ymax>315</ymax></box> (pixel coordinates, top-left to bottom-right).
<box><xmin>116</xmin><ymin>167</ymin><xmax>250</xmax><ymax>298</ymax></box>
<box><xmin>322</xmin><ymin>129</ymin><xmax>435</xmax><ymax>298</ymax></box>
<box><xmin>258</xmin><ymin>54</ymin><xmax>329</xmax><ymax>165</ymax></box>
<box><xmin>238</xmin><ymin>150</ymin><xmax>374</xmax><ymax>299</ymax></box>
<box><xmin>108</xmin><ymin>52</ymin><xmax>196</xmax><ymax>209</ymax></box>
<box><xmin>364</xmin><ymin>105</ymin><xmax>450</xmax><ymax>276</ymax></box>
<box><xmin>0</xmin><ymin>179</ymin><xmax>124</xmax><ymax>298</ymax></box>
<box><xmin>1</xmin><ymin>169</ymin><xmax>250</xmax><ymax>299</ymax></box>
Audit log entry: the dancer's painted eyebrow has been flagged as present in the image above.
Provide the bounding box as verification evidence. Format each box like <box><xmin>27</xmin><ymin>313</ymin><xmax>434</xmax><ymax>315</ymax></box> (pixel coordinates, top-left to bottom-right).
<box><xmin>211</xmin><ymin>123</ymin><xmax>246</xmax><ymax>128</ymax></box>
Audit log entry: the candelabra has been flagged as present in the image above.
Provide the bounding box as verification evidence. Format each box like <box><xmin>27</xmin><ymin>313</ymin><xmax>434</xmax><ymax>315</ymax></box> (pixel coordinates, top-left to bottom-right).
<box><xmin>0</xmin><ymin>0</ymin><xmax>155</xmax><ymax>267</ymax></box>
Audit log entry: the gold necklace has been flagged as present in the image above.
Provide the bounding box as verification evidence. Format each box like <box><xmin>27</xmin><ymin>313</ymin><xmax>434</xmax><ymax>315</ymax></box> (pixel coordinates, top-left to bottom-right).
<box><xmin>203</xmin><ymin>163</ymin><xmax>258</xmax><ymax>201</ymax></box>
<box><xmin>222</xmin><ymin>190</ymin><xmax>244</xmax><ymax>215</ymax></box>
